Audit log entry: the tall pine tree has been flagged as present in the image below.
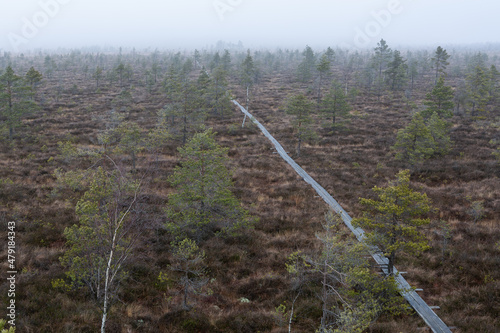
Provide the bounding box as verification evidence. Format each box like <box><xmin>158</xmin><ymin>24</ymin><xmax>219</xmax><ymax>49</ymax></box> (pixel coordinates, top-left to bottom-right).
<box><xmin>285</xmin><ymin>94</ymin><xmax>315</xmax><ymax>157</ymax></box>
<box><xmin>0</xmin><ymin>65</ymin><xmax>38</xmax><ymax>139</ymax></box>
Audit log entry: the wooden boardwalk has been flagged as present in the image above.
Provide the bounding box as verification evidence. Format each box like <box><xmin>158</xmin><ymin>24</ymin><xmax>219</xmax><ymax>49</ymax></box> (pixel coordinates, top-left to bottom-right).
<box><xmin>232</xmin><ymin>100</ymin><xmax>452</xmax><ymax>333</ymax></box>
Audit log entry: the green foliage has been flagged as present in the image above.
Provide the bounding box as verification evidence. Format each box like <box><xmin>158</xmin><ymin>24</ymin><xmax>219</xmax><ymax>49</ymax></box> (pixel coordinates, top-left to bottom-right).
<box><xmin>169</xmin><ymin>238</ymin><xmax>207</xmax><ymax>309</ymax></box>
<box><xmin>317</xmin><ymin>54</ymin><xmax>331</xmax><ymax>76</ymax></box>
<box><xmin>113</xmin><ymin>122</ymin><xmax>144</xmax><ymax>171</ymax></box>
<box><xmin>325</xmin><ymin>47</ymin><xmax>335</xmax><ymax>62</ymax></box>
<box><xmin>316</xmin><ymin>54</ymin><xmax>332</xmax><ymax>104</ymax></box>
<box><xmin>353</xmin><ymin>170</ymin><xmax>432</xmax><ymax>275</ymax></box>
<box><xmin>240</xmin><ymin>50</ymin><xmax>256</xmax><ymax>88</ymax></box>
<box><xmin>210</xmin><ymin>66</ymin><xmax>233</xmax><ymax>120</ymax></box>
<box><xmin>321</xmin><ymin>81</ymin><xmax>351</xmax><ymax>131</ymax></box>
<box><xmin>146</xmin><ymin>116</ymin><xmax>171</xmax><ymax>155</ymax></box>
<box><xmin>59</xmin><ymin>166</ymin><xmax>140</xmax><ymax>328</ymax></box>
<box><xmin>114</xmin><ymin>62</ymin><xmax>128</xmax><ymax>87</ymax></box>
<box><xmin>434</xmin><ymin>219</ymin><xmax>452</xmax><ymax>263</ymax></box>
<box><xmin>432</xmin><ymin>46</ymin><xmax>450</xmax><ymax>82</ymax></box>
<box><xmin>488</xmin><ymin>64</ymin><xmax>500</xmax><ymax>103</ymax></box>
<box><xmin>162</xmin><ymin>70</ymin><xmax>207</xmax><ymax>144</ymax></box>
<box><xmin>53</xmin><ymin>168</ymin><xmax>89</xmax><ymax>192</ymax></box>
<box><xmin>372</xmin><ymin>39</ymin><xmax>392</xmax><ymax>98</ymax></box>
<box><xmin>297</xmin><ymin>45</ymin><xmax>316</xmax><ymax>82</ymax></box>
<box><xmin>112</xmin><ymin>89</ymin><xmax>133</xmax><ymax>110</ymax></box>
<box><xmin>288</xmin><ymin>211</ymin><xmax>408</xmax><ymax>332</ymax></box>
<box><xmin>427</xmin><ymin>112</ymin><xmax>452</xmax><ymax>155</ymax></box>
<box><xmin>466</xmin><ymin>196</ymin><xmax>485</xmax><ymax>223</ymax></box>
<box><xmin>25</xmin><ymin>66</ymin><xmax>43</xmax><ymax>88</ymax></box>
<box><xmin>0</xmin><ymin>177</ymin><xmax>14</xmax><ymax>187</ymax></box>
<box><xmin>96</xmin><ymin>109</ymin><xmax>125</xmax><ymax>149</ymax></box>
<box><xmin>166</xmin><ymin>129</ymin><xmax>253</xmax><ymax>240</ymax></box>
<box><xmin>274</xmin><ymin>303</ymin><xmax>288</xmax><ymax>327</ymax></box>
<box><xmin>0</xmin><ymin>320</ymin><xmax>15</xmax><ymax>333</ymax></box>
<box><xmin>466</xmin><ymin>65</ymin><xmax>491</xmax><ymax>119</ymax></box>
<box><xmin>393</xmin><ymin>113</ymin><xmax>435</xmax><ymax>166</ymax></box>
<box><xmin>393</xmin><ymin>110</ymin><xmax>452</xmax><ymax>165</ymax></box>
<box><xmin>493</xmin><ymin>146</ymin><xmax>500</xmax><ymax>163</ymax></box>
<box><xmin>422</xmin><ymin>76</ymin><xmax>454</xmax><ymax>119</ymax></box>
<box><xmin>0</xmin><ymin>65</ymin><xmax>38</xmax><ymax>139</ymax></box>
<box><xmin>285</xmin><ymin>93</ymin><xmax>315</xmax><ymax>156</ymax></box>
<box><xmin>326</xmin><ymin>301</ymin><xmax>378</xmax><ymax>333</ymax></box>
<box><xmin>57</xmin><ymin>141</ymin><xmax>80</xmax><ymax>163</ymax></box>
<box><xmin>92</xmin><ymin>66</ymin><xmax>103</xmax><ymax>88</ymax></box>
<box><xmin>240</xmin><ymin>50</ymin><xmax>256</xmax><ymax>112</ymax></box>
<box><xmin>385</xmin><ymin>50</ymin><xmax>407</xmax><ymax>91</ymax></box>
<box><xmin>210</xmin><ymin>51</ymin><xmax>221</xmax><ymax>71</ymax></box>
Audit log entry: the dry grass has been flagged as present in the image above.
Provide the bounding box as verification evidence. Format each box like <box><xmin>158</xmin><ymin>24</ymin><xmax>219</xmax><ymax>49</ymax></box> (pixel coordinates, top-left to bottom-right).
<box><xmin>0</xmin><ymin>54</ymin><xmax>499</xmax><ymax>332</ymax></box>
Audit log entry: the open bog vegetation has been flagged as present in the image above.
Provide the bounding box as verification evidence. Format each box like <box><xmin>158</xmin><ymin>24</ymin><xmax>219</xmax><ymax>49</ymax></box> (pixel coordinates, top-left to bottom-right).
<box><xmin>0</xmin><ymin>42</ymin><xmax>499</xmax><ymax>332</ymax></box>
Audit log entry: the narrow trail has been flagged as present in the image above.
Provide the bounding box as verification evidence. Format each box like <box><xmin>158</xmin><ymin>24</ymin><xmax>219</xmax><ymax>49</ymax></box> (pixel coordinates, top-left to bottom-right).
<box><xmin>232</xmin><ymin>100</ymin><xmax>452</xmax><ymax>333</ymax></box>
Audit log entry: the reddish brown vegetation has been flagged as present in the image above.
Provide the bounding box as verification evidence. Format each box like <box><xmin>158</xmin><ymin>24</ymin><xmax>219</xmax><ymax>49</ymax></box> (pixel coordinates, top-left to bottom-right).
<box><xmin>0</xmin><ymin>51</ymin><xmax>498</xmax><ymax>333</ymax></box>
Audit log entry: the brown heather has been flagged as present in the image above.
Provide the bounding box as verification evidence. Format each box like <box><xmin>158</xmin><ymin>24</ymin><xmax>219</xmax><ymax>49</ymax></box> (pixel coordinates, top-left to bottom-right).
<box><xmin>0</xmin><ymin>50</ymin><xmax>499</xmax><ymax>333</ymax></box>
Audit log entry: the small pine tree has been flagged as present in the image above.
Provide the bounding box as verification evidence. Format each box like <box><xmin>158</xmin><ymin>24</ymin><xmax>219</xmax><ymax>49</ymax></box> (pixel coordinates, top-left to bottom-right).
<box><xmin>285</xmin><ymin>94</ymin><xmax>315</xmax><ymax>157</ymax></box>
<box><xmin>221</xmin><ymin>49</ymin><xmax>232</xmax><ymax>72</ymax></box>
<box><xmin>392</xmin><ymin>112</ymin><xmax>435</xmax><ymax>166</ymax></box>
<box><xmin>427</xmin><ymin>112</ymin><xmax>452</xmax><ymax>156</ymax></box>
<box><xmin>352</xmin><ymin>170</ymin><xmax>432</xmax><ymax>275</ymax></box>
<box><xmin>422</xmin><ymin>76</ymin><xmax>455</xmax><ymax>119</ymax></box>
<box><xmin>211</xmin><ymin>66</ymin><xmax>233</xmax><ymax>120</ymax></box>
<box><xmin>488</xmin><ymin>65</ymin><xmax>500</xmax><ymax>105</ymax></box>
<box><xmin>92</xmin><ymin>66</ymin><xmax>103</xmax><ymax>88</ymax></box>
<box><xmin>385</xmin><ymin>50</ymin><xmax>407</xmax><ymax>91</ymax></box>
<box><xmin>114</xmin><ymin>121</ymin><xmax>144</xmax><ymax>172</ymax></box>
<box><xmin>25</xmin><ymin>66</ymin><xmax>43</xmax><ymax>90</ymax></box>
<box><xmin>321</xmin><ymin>81</ymin><xmax>351</xmax><ymax>131</ymax></box>
<box><xmin>297</xmin><ymin>45</ymin><xmax>316</xmax><ymax>83</ymax></box>
<box><xmin>166</xmin><ymin>129</ymin><xmax>253</xmax><ymax>240</ymax></box>
<box><xmin>316</xmin><ymin>54</ymin><xmax>331</xmax><ymax>105</ymax></box>
<box><xmin>168</xmin><ymin>238</ymin><xmax>207</xmax><ymax>309</ymax></box>
<box><xmin>466</xmin><ymin>65</ymin><xmax>491</xmax><ymax>119</ymax></box>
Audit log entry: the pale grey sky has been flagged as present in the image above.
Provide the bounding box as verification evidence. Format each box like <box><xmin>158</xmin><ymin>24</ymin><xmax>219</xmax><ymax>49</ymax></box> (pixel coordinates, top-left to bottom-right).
<box><xmin>1</xmin><ymin>0</ymin><xmax>499</xmax><ymax>52</ymax></box>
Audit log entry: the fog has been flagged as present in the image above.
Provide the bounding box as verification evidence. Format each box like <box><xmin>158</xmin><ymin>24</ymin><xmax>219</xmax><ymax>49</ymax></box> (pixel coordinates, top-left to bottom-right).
<box><xmin>1</xmin><ymin>0</ymin><xmax>499</xmax><ymax>52</ymax></box>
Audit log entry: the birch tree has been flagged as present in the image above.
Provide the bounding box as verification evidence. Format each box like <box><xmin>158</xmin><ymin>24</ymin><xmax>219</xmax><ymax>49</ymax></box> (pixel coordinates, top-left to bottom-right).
<box><xmin>240</xmin><ymin>50</ymin><xmax>256</xmax><ymax>112</ymax></box>
<box><xmin>58</xmin><ymin>166</ymin><xmax>142</xmax><ymax>333</ymax></box>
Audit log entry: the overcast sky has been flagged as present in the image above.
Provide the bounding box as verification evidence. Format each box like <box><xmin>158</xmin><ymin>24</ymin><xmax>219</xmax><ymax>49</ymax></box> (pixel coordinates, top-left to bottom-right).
<box><xmin>1</xmin><ymin>0</ymin><xmax>499</xmax><ymax>52</ymax></box>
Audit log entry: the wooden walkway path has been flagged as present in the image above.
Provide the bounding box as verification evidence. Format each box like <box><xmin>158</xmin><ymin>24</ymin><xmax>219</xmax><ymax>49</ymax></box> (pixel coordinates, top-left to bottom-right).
<box><xmin>232</xmin><ymin>100</ymin><xmax>452</xmax><ymax>333</ymax></box>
